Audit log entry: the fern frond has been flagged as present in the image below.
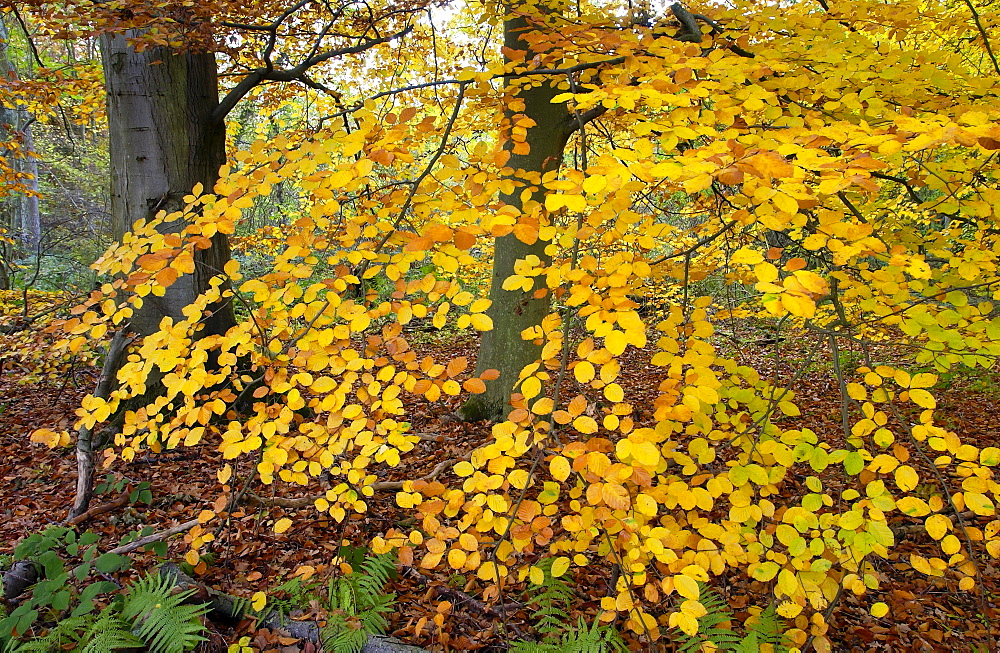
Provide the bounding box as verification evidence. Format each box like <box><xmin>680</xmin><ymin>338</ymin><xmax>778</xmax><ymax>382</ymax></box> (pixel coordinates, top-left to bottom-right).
<box><xmin>524</xmin><ymin>558</ymin><xmax>573</xmax><ymax>638</ymax></box>
<box><xmin>511</xmin><ymin>617</ymin><xmax>628</xmax><ymax>653</ymax></box>
<box><xmin>322</xmin><ymin>552</ymin><xmax>397</xmax><ymax>653</ymax></box>
<box><xmin>79</xmin><ymin>611</ymin><xmax>143</xmax><ymax>653</ymax></box>
<box><xmin>121</xmin><ymin>572</ymin><xmax>208</xmax><ymax>653</ymax></box>
<box><xmin>12</xmin><ymin>615</ymin><xmax>90</xmax><ymax>652</ymax></box>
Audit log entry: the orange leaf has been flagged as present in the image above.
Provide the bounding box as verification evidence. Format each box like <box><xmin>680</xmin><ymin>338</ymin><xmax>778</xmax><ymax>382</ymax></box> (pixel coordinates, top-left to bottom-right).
<box><xmin>454</xmin><ymin>230</ymin><xmax>477</xmax><ymax>250</ymax></box>
<box><xmin>447</xmin><ymin>357</ymin><xmax>469</xmax><ymax>377</ymax></box>
<box><xmin>463</xmin><ymin>378</ymin><xmax>486</xmax><ymax>393</ymax></box>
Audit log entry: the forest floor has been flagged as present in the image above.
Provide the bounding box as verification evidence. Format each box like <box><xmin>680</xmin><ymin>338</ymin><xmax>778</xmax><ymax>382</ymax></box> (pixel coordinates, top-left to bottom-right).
<box><xmin>2</xmin><ymin>326</ymin><xmax>1000</xmax><ymax>652</ymax></box>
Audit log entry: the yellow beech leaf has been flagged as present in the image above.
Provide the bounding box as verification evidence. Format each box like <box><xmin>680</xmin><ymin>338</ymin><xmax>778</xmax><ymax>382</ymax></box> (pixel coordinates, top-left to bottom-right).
<box><xmin>895</xmin><ymin>465</ymin><xmax>919</xmax><ymax>492</ymax></box>
<box><xmin>605</xmin><ymin>330</ymin><xmax>628</xmax><ymax>356</ymax></box>
<box><xmin>573</xmin><ymin>416</ymin><xmax>598</xmax><ymax>434</ymax></box>
<box><xmin>550</xmin><ymin>456</ymin><xmax>571</xmax><ymax>481</ymax></box>
<box><xmin>521</xmin><ymin>376</ymin><xmax>542</xmax><ymax>399</ymax></box>
<box><xmin>251</xmin><ymin>592</ymin><xmax>267</xmax><ymax>612</ymax></box>
<box><xmin>908</xmin><ymin>389</ymin><xmax>936</xmax><ymax>409</ymax></box>
<box><xmin>601</xmin><ymin>483</ymin><xmax>630</xmax><ymax>510</ymax></box>
<box><xmin>274</xmin><ymin>518</ymin><xmax>293</xmax><ymax>534</ymax></box>
<box><xmin>604</xmin><ymin>383</ymin><xmax>624</xmax><ymax>403</ymax></box>
<box><xmin>731</xmin><ymin>248</ymin><xmax>764</xmax><ymax>265</ymax></box>
<box><xmin>964</xmin><ymin>491</ymin><xmax>995</xmax><ymax>516</ymax></box>
<box><xmin>217</xmin><ymin>464</ymin><xmax>233</xmax><ymax>485</ymax></box>
<box><xmin>925</xmin><ymin>514</ymin><xmax>951</xmax><ymax>541</ymax></box>
<box><xmin>574</xmin><ymin>361</ymin><xmax>596</xmax><ymax>383</ymax></box>
<box><xmin>470</xmin><ymin>313</ymin><xmax>493</xmax><ymax>331</ymax></box>
<box><xmin>674</xmin><ymin>574</ymin><xmax>700</xmax><ymax>600</ymax></box>
<box><xmin>550</xmin><ymin>557</ymin><xmax>571</xmax><ymax>578</ymax></box>
<box><xmin>780</xmin><ymin>293</ymin><xmax>815</xmax><ymax>318</ymax></box>
<box><xmin>448</xmin><ymin>549</ymin><xmax>467</xmax><ymax>569</ymax></box>
<box><xmin>529</xmin><ymin>565</ymin><xmax>545</xmax><ymax>585</ymax></box>
<box><xmin>872</xmin><ymin>602</ymin><xmax>889</xmax><ymax>617</ymax></box>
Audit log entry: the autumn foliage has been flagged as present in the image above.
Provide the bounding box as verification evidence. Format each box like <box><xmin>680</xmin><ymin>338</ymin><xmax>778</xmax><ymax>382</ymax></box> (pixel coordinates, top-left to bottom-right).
<box><xmin>10</xmin><ymin>0</ymin><xmax>1000</xmax><ymax>650</ymax></box>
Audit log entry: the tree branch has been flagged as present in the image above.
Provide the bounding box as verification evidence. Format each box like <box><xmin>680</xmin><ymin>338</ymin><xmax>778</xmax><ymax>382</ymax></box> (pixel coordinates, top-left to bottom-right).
<box><xmin>213</xmin><ymin>26</ymin><xmax>413</xmax><ymax>123</ymax></box>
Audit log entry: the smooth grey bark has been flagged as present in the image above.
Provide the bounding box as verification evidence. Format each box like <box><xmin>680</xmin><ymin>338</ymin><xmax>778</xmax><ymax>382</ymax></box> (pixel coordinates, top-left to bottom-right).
<box><xmin>100</xmin><ymin>32</ymin><xmax>235</xmax><ymax>339</ymax></box>
<box><xmin>460</xmin><ymin>6</ymin><xmax>574</xmax><ymax>421</ymax></box>
<box><xmin>68</xmin><ymin>33</ymin><xmax>238</xmax><ymax>518</ymax></box>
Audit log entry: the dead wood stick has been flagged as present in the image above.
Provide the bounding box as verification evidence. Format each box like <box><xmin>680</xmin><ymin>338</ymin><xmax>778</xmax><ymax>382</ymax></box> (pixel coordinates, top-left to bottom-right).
<box><xmin>103</xmin><ymin>519</ymin><xmax>199</xmax><ymax>557</ymax></box>
<box><xmin>246</xmin><ymin>457</ymin><xmax>461</xmax><ymax>509</ymax></box>
<box><xmin>65</xmin><ymin>492</ymin><xmax>130</xmax><ymax>526</ymax></box>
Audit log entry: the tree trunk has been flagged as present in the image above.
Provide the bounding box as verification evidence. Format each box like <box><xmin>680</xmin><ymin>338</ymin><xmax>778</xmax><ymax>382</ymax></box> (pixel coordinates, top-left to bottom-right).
<box><xmin>69</xmin><ymin>33</ymin><xmax>237</xmax><ymax>517</ymax></box>
<box><xmin>0</xmin><ymin>17</ymin><xmax>41</xmax><ymax>270</ymax></box>
<box><xmin>460</xmin><ymin>5</ymin><xmax>573</xmax><ymax>421</ymax></box>
<box><xmin>100</xmin><ymin>32</ymin><xmax>235</xmax><ymax>339</ymax></box>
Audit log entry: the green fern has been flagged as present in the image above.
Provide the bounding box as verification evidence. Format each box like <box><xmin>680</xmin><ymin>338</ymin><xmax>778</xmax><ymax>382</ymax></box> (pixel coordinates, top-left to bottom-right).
<box><xmin>78</xmin><ymin>611</ymin><xmax>144</xmax><ymax>653</ymax></box>
<box><xmin>512</xmin><ymin>559</ymin><xmax>627</xmax><ymax>653</ymax></box>
<box><xmin>12</xmin><ymin>615</ymin><xmax>91</xmax><ymax>652</ymax></box>
<box><xmin>673</xmin><ymin>584</ymin><xmax>788</xmax><ymax>653</ymax></box>
<box><xmin>321</xmin><ymin>552</ymin><xmax>397</xmax><ymax>653</ymax></box>
<box><xmin>510</xmin><ymin>617</ymin><xmax>628</xmax><ymax>653</ymax></box>
<box><xmin>119</xmin><ymin>572</ymin><xmax>209</xmax><ymax>653</ymax></box>
<box><xmin>523</xmin><ymin>558</ymin><xmax>574</xmax><ymax>638</ymax></box>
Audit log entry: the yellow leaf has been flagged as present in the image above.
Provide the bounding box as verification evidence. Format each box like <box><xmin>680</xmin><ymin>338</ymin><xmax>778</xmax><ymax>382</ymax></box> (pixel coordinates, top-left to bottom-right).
<box><xmin>674</xmin><ymin>574</ymin><xmax>700</xmax><ymax>600</ymax></box>
<box><xmin>670</xmin><ymin>611</ymin><xmax>699</xmax><ymax>636</ymax></box>
<box><xmin>925</xmin><ymin>514</ymin><xmax>951</xmax><ymax>540</ymax></box>
<box><xmin>574</xmin><ymin>361</ymin><xmax>595</xmax><ymax>383</ymax></box>
<box><xmin>550</xmin><ymin>556</ymin><xmax>571</xmax><ymax>578</ymax></box>
<box><xmin>521</xmin><ymin>376</ymin><xmax>542</xmax><ymax>399</ymax></box>
<box><xmin>605</xmin><ymin>330</ymin><xmax>628</xmax><ymax>356</ymax></box>
<box><xmin>312</xmin><ymin>376</ymin><xmax>336</xmax><ymax>393</ymax></box>
<box><xmin>908</xmin><ymin>389</ymin><xmax>936</xmax><ymax>409</ymax></box>
<box><xmin>529</xmin><ymin>566</ymin><xmax>545</xmax><ymax>585</ymax></box>
<box><xmin>251</xmin><ymin>591</ymin><xmax>267</xmax><ymax>612</ymax></box>
<box><xmin>573</xmin><ymin>416</ymin><xmax>598</xmax><ymax>434</ymax></box>
<box><xmin>550</xmin><ymin>456</ymin><xmax>571</xmax><ymax>481</ymax></box>
<box><xmin>470</xmin><ymin>313</ymin><xmax>493</xmax><ymax>331</ymax></box>
<box><xmin>604</xmin><ymin>383</ymin><xmax>624</xmax><ymax>403</ymax></box>
<box><xmin>731</xmin><ymin>248</ymin><xmax>764</xmax><ymax>265</ymax></box>
<box><xmin>772</xmin><ymin>191</ymin><xmax>798</xmax><ymax>214</ymax></box>
<box><xmin>274</xmin><ymin>518</ymin><xmax>293</xmax><ymax>534</ymax></box>
<box><xmin>217</xmin><ymin>464</ymin><xmax>233</xmax><ymax>485</ymax></box>
<box><xmin>780</xmin><ymin>293</ymin><xmax>816</xmax><ymax>318</ymax></box>
<box><xmin>964</xmin><ymin>491</ymin><xmax>995</xmax><ymax>516</ymax></box>
<box><xmin>448</xmin><ymin>549</ymin><xmax>467</xmax><ymax>569</ymax></box>
<box><xmin>895</xmin><ymin>465</ymin><xmax>919</xmax><ymax>492</ymax></box>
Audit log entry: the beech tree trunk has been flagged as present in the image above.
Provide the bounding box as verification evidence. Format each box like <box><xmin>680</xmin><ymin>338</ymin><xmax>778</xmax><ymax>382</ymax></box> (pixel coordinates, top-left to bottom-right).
<box><xmin>69</xmin><ymin>34</ymin><xmax>237</xmax><ymax>518</ymax></box>
<box><xmin>100</xmin><ymin>32</ymin><xmax>235</xmax><ymax>339</ymax></box>
<box><xmin>461</xmin><ymin>6</ymin><xmax>574</xmax><ymax>421</ymax></box>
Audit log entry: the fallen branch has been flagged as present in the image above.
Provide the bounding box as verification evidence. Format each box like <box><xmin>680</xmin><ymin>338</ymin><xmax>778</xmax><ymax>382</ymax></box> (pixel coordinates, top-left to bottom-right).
<box><xmin>65</xmin><ymin>492</ymin><xmax>130</xmax><ymax>526</ymax></box>
<box><xmin>103</xmin><ymin>519</ymin><xmax>199</xmax><ymax>557</ymax></box>
<box><xmin>246</xmin><ymin>458</ymin><xmax>461</xmax><ymax>509</ymax></box>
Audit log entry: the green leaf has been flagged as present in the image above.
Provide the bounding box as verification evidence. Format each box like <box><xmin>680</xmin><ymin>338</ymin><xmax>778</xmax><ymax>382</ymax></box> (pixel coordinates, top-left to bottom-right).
<box><xmin>96</xmin><ymin>553</ymin><xmax>130</xmax><ymax>574</ymax></box>
<box><xmin>844</xmin><ymin>451</ymin><xmax>865</xmax><ymax>475</ymax></box>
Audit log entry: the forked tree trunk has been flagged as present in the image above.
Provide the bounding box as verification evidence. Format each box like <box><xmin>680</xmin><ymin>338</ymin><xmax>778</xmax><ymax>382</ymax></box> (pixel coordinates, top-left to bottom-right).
<box><xmin>71</xmin><ymin>33</ymin><xmax>237</xmax><ymax>518</ymax></box>
<box><xmin>100</xmin><ymin>32</ymin><xmax>235</xmax><ymax>339</ymax></box>
<box><xmin>460</xmin><ymin>4</ymin><xmax>574</xmax><ymax>421</ymax></box>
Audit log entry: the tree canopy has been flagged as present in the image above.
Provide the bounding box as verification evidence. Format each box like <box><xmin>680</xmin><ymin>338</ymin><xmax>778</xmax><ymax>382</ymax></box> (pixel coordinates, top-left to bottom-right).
<box><xmin>7</xmin><ymin>0</ymin><xmax>1000</xmax><ymax>649</ymax></box>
